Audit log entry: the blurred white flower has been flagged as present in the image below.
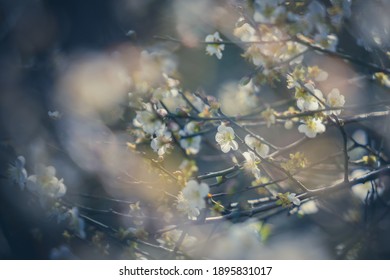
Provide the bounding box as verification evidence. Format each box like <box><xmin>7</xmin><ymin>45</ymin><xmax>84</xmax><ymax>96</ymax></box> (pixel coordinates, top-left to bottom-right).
<box><xmin>176</xmin><ymin>193</ymin><xmax>200</xmax><ymax>220</ymax></box>
<box><xmin>284</xmin><ymin>120</ymin><xmax>294</xmax><ymax>130</ymax></box>
<box><xmin>298</xmin><ymin>118</ymin><xmax>326</xmax><ymax>138</ymax></box>
<box><xmin>151</xmin><ymin>125</ymin><xmax>172</xmax><ymax>156</ymax></box>
<box><xmin>244</xmin><ymin>135</ymin><xmax>270</xmax><ymax>157</ymax></box>
<box><xmin>8</xmin><ymin>156</ymin><xmax>28</xmax><ymax>189</ymax></box>
<box><xmin>297</xmin><ymin>97</ymin><xmax>318</xmax><ymax>112</ymax></box>
<box><xmin>261</xmin><ymin>107</ymin><xmax>276</xmax><ymax>128</ymax></box>
<box><xmin>179</xmin><ymin>122</ymin><xmax>202</xmax><ymax>155</ymax></box>
<box><xmin>282</xmin><ymin>42</ymin><xmax>307</xmax><ymax>65</ymax></box>
<box><xmin>192</xmin><ymin>95</ymin><xmax>208</xmax><ymax>112</ymax></box>
<box><xmin>215</xmin><ymin>124</ymin><xmax>238</xmax><ymax>153</ymax></box>
<box><xmin>26</xmin><ymin>165</ymin><xmax>66</xmax><ymax>199</ymax></box>
<box><xmin>243</xmin><ymin>150</ymin><xmax>261</xmax><ymax>179</ymax></box>
<box><xmin>133</xmin><ymin>103</ymin><xmax>162</xmax><ymax>135</ymax></box>
<box><xmin>296</xmin><ymin>83</ymin><xmax>324</xmax><ymax>112</ymax></box>
<box><xmin>176</xmin><ymin>180</ymin><xmax>209</xmax><ymax>220</ymax></box>
<box><xmin>326</xmin><ymin>88</ymin><xmax>345</xmax><ymax>115</ymax></box>
<box><xmin>219</xmin><ymin>81</ymin><xmax>258</xmax><ymax>116</ymax></box>
<box><xmin>373</xmin><ymin>72</ymin><xmax>390</xmax><ymax>88</ymax></box>
<box><xmin>244</xmin><ymin>44</ymin><xmax>264</xmax><ymax>67</ymax></box>
<box><xmin>299</xmin><ymin>200</ymin><xmax>318</xmax><ymax>214</ymax></box>
<box><xmin>308</xmin><ymin>67</ymin><xmax>328</xmax><ymax>82</ymax></box>
<box><xmin>205</xmin><ymin>32</ymin><xmax>225</xmax><ymax>59</ymax></box>
<box><xmin>182</xmin><ymin>180</ymin><xmax>209</xmax><ymax>209</ymax></box>
<box><xmin>288</xmin><ymin>193</ymin><xmax>301</xmax><ymax>206</ymax></box>
<box><xmin>233</xmin><ymin>22</ymin><xmax>257</xmax><ymax>41</ymax></box>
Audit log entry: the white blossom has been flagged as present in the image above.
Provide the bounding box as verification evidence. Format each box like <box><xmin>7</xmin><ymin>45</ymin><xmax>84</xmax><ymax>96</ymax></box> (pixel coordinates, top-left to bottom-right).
<box><xmin>314</xmin><ymin>70</ymin><xmax>328</xmax><ymax>82</ymax></box>
<box><xmin>243</xmin><ymin>150</ymin><xmax>261</xmax><ymax>179</ymax></box>
<box><xmin>133</xmin><ymin>103</ymin><xmax>162</xmax><ymax>135</ymax></box>
<box><xmin>245</xmin><ymin>44</ymin><xmax>265</xmax><ymax>67</ymax></box>
<box><xmin>244</xmin><ymin>135</ymin><xmax>270</xmax><ymax>157</ymax></box>
<box><xmin>299</xmin><ymin>200</ymin><xmax>318</xmax><ymax>214</ymax></box>
<box><xmin>284</xmin><ymin>120</ymin><xmax>294</xmax><ymax>130</ymax></box>
<box><xmin>326</xmin><ymin>88</ymin><xmax>345</xmax><ymax>115</ymax></box>
<box><xmin>179</xmin><ymin>122</ymin><xmax>201</xmax><ymax>155</ymax></box>
<box><xmin>219</xmin><ymin>81</ymin><xmax>258</xmax><ymax>116</ymax></box>
<box><xmin>205</xmin><ymin>32</ymin><xmax>225</xmax><ymax>59</ymax></box>
<box><xmin>151</xmin><ymin>125</ymin><xmax>172</xmax><ymax>156</ymax></box>
<box><xmin>298</xmin><ymin>118</ymin><xmax>326</xmax><ymax>138</ymax></box>
<box><xmin>215</xmin><ymin>124</ymin><xmax>238</xmax><ymax>153</ymax></box>
<box><xmin>261</xmin><ymin>107</ymin><xmax>276</xmax><ymax>127</ymax></box>
<box><xmin>26</xmin><ymin>165</ymin><xmax>66</xmax><ymax>199</ymax></box>
<box><xmin>233</xmin><ymin>22</ymin><xmax>257</xmax><ymax>41</ymax></box>
<box><xmin>296</xmin><ymin>83</ymin><xmax>324</xmax><ymax>112</ymax></box>
<box><xmin>296</xmin><ymin>96</ymin><xmax>320</xmax><ymax>111</ymax></box>
<box><xmin>176</xmin><ymin>180</ymin><xmax>209</xmax><ymax>219</ymax></box>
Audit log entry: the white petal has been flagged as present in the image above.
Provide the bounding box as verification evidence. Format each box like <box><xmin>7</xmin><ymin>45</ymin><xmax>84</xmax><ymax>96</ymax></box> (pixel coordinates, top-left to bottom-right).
<box><xmin>221</xmin><ymin>143</ymin><xmax>231</xmax><ymax>153</ymax></box>
<box><xmin>230</xmin><ymin>140</ymin><xmax>239</xmax><ymax>151</ymax></box>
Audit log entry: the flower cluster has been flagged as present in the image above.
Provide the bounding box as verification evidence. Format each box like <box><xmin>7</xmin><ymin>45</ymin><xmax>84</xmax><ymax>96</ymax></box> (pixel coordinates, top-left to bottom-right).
<box><xmin>26</xmin><ymin>165</ymin><xmax>67</xmax><ymax>200</ymax></box>
<box><xmin>234</xmin><ymin>21</ymin><xmax>306</xmax><ymax>70</ymax></box>
<box><xmin>286</xmin><ymin>66</ymin><xmax>346</xmax><ymax>138</ymax></box>
<box><xmin>8</xmin><ymin>156</ymin><xmax>67</xmax><ymax>206</ymax></box>
<box><xmin>179</xmin><ymin>122</ymin><xmax>202</xmax><ymax>155</ymax></box>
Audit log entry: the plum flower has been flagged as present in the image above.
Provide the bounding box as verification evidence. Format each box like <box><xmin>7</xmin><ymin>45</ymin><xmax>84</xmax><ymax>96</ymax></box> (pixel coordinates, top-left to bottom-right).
<box><xmin>179</xmin><ymin>122</ymin><xmax>202</xmax><ymax>155</ymax></box>
<box><xmin>151</xmin><ymin>125</ymin><xmax>172</xmax><ymax>156</ymax></box>
<box><xmin>244</xmin><ymin>135</ymin><xmax>270</xmax><ymax>157</ymax></box>
<box><xmin>133</xmin><ymin>103</ymin><xmax>162</xmax><ymax>135</ymax></box>
<box><xmin>307</xmin><ymin>66</ymin><xmax>328</xmax><ymax>82</ymax></box>
<box><xmin>215</xmin><ymin>124</ymin><xmax>238</xmax><ymax>153</ymax></box>
<box><xmin>295</xmin><ymin>83</ymin><xmax>324</xmax><ymax>112</ymax></box>
<box><xmin>243</xmin><ymin>150</ymin><xmax>261</xmax><ymax>179</ymax></box>
<box><xmin>176</xmin><ymin>180</ymin><xmax>209</xmax><ymax>219</ymax></box>
<box><xmin>261</xmin><ymin>107</ymin><xmax>276</xmax><ymax>128</ymax></box>
<box><xmin>288</xmin><ymin>193</ymin><xmax>301</xmax><ymax>206</ymax></box>
<box><xmin>326</xmin><ymin>88</ymin><xmax>345</xmax><ymax>115</ymax></box>
<box><xmin>233</xmin><ymin>21</ymin><xmax>257</xmax><ymax>41</ymax></box>
<box><xmin>298</xmin><ymin>118</ymin><xmax>326</xmax><ymax>138</ymax></box>
<box><xmin>8</xmin><ymin>156</ymin><xmax>28</xmax><ymax>189</ymax></box>
<box><xmin>205</xmin><ymin>32</ymin><xmax>225</xmax><ymax>59</ymax></box>
<box><xmin>26</xmin><ymin>165</ymin><xmax>66</xmax><ymax>199</ymax></box>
